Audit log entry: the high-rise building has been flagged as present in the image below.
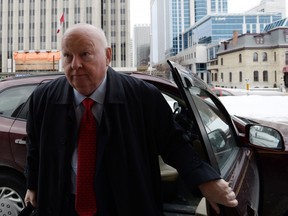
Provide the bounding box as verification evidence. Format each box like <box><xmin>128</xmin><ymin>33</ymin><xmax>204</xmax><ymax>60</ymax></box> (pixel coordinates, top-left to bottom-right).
<box><xmin>168</xmin><ymin>0</ymin><xmax>192</xmax><ymax>57</ymax></box>
<box><xmin>151</xmin><ymin>0</ymin><xmax>169</xmax><ymax>65</ymax></box>
<box><xmin>194</xmin><ymin>0</ymin><xmax>228</xmax><ymax>23</ymax></box>
<box><xmin>0</xmin><ymin>0</ymin><xmax>131</xmax><ymax>73</ymax></box>
<box><xmin>151</xmin><ymin>0</ymin><xmax>228</xmax><ymax>65</ymax></box>
<box><xmin>133</xmin><ymin>24</ymin><xmax>150</xmax><ymax>68</ymax></box>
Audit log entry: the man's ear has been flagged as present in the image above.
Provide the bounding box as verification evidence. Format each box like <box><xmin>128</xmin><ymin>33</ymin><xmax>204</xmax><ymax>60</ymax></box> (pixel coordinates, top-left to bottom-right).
<box><xmin>105</xmin><ymin>47</ymin><xmax>112</xmax><ymax>66</ymax></box>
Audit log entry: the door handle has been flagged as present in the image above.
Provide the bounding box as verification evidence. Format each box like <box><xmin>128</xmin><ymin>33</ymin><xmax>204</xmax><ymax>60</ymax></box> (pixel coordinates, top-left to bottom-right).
<box><xmin>15</xmin><ymin>139</ymin><xmax>26</xmax><ymax>145</ymax></box>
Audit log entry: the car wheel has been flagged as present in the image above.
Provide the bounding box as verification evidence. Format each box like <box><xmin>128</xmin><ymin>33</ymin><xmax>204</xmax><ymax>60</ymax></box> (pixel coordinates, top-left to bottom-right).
<box><xmin>0</xmin><ymin>173</ymin><xmax>26</xmax><ymax>215</ymax></box>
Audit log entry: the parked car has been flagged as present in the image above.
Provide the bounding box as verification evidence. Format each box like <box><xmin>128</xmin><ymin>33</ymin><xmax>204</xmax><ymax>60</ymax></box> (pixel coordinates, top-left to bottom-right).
<box><xmin>0</xmin><ymin>62</ymin><xmax>287</xmax><ymax>216</ymax></box>
<box><xmin>211</xmin><ymin>87</ymin><xmax>236</xmax><ymax>97</ymax></box>
<box><xmin>212</xmin><ymin>87</ymin><xmax>285</xmax><ymax>97</ymax></box>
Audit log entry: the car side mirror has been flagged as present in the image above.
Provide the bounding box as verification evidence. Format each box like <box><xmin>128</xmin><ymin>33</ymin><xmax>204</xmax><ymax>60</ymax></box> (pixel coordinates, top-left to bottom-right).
<box><xmin>248</xmin><ymin>125</ymin><xmax>284</xmax><ymax>150</ymax></box>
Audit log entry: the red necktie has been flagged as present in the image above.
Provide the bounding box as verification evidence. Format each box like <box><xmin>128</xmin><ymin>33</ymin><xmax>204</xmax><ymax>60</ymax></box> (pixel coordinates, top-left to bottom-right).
<box><xmin>75</xmin><ymin>98</ymin><xmax>97</xmax><ymax>215</ymax></box>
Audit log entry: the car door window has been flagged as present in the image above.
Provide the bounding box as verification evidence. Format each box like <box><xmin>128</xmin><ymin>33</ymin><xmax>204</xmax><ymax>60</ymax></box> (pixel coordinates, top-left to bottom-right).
<box><xmin>192</xmin><ymin>90</ymin><xmax>239</xmax><ymax>172</ymax></box>
<box><xmin>0</xmin><ymin>85</ymin><xmax>36</xmax><ymax>118</ymax></box>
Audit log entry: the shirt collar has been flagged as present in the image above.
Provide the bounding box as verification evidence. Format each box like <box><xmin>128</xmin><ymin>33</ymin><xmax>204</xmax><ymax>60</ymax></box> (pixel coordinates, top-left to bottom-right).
<box><xmin>73</xmin><ymin>74</ymin><xmax>107</xmax><ymax>106</ymax></box>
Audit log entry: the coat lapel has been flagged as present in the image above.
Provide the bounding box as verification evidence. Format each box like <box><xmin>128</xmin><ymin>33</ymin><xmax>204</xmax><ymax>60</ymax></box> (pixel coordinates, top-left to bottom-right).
<box><xmin>95</xmin><ymin>67</ymin><xmax>126</xmax><ymax>176</ymax></box>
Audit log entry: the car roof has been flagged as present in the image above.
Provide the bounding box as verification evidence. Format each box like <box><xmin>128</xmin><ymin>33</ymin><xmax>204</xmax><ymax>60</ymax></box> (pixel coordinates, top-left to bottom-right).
<box><xmin>131</xmin><ymin>72</ymin><xmax>181</xmax><ymax>99</ymax></box>
<box><xmin>0</xmin><ymin>73</ymin><xmax>64</xmax><ymax>89</ymax></box>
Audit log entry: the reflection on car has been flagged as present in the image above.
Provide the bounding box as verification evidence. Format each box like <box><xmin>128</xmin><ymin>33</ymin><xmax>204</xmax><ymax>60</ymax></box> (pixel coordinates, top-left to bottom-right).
<box><xmin>250</xmin><ymin>125</ymin><xmax>283</xmax><ymax>148</ymax></box>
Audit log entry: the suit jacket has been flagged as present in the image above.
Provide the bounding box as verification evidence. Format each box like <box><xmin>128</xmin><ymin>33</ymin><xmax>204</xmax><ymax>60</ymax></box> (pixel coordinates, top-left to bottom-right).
<box><xmin>25</xmin><ymin>67</ymin><xmax>220</xmax><ymax>216</ymax></box>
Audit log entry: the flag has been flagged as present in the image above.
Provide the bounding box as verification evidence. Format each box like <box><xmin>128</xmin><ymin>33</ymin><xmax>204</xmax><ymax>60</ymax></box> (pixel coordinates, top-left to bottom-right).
<box><xmin>57</xmin><ymin>13</ymin><xmax>65</xmax><ymax>34</ymax></box>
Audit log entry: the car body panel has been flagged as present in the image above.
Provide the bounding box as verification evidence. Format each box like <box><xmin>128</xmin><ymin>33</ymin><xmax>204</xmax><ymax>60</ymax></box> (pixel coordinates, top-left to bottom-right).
<box><xmin>0</xmin><ymin>117</ymin><xmax>15</xmax><ymax>166</ymax></box>
<box><xmin>9</xmin><ymin>119</ymin><xmax>27</xmax><ymax>169</ymax></box>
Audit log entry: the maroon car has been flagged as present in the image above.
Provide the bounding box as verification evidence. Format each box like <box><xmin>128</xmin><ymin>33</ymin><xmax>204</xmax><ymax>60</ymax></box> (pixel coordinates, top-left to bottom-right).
<box><xmin>0</xmin><ymin>61</ymin><xmax>287</xmax><ymax>216</ymax></box>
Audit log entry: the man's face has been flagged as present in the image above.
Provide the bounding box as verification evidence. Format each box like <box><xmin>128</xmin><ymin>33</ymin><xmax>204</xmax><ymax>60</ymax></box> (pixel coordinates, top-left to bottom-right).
<box><xmin>62</xmin><ymin>30</ymin><xmax>111</xmax><ymax>96</ymax></box>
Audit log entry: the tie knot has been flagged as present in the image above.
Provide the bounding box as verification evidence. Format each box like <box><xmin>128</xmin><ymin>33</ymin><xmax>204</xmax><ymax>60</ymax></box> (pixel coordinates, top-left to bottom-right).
<box><xmin>82</xmin><ymin>98</ymin><xmax>95</xmax><ymax>111</ymax></box>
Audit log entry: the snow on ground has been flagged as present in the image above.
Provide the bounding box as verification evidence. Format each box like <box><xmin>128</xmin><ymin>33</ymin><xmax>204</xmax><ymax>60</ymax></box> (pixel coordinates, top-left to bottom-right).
<box><xmin>219</xmin><ymin>95</ymin><xmax>288</xmax><ymax>124</ymax></box>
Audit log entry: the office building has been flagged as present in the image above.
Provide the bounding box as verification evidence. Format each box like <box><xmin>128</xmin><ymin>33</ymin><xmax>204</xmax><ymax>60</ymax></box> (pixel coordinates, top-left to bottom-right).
<box><xmin>133</xmin><ymin>24</ymin><xmax>150</xmax><ymax>69</ymax></box>
<box><xmin>182</xmin><ymin>13</ymin><xmax>282</xmax><ymax>50</ymax></box>
<box><xmin>0</xmin><ymin>0</ymin><xmax>131</xmax><ymax>73</ymax></box>
<box><xmin>194</xmin><ymin>0</ymin><xmax>228</xmax><ymax>23</ymax></box>
<box><xmin>151</xmin><ymin>0</ymin><xmax>228</xmax><ymax>65</ymax></box>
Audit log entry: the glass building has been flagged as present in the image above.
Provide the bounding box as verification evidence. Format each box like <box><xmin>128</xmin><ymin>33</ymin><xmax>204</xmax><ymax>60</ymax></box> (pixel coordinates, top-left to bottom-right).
<box><xmin>183</xmin><ymin>14</ymin><xmax>282</xmax><ymax>50</ymax></box>
<box><xmin>168</xmin><ymin>0</ymin><xmax>191</xmax><ymax>57</ymax></box>
<box><xmin>194</xmin><ymin>0</ymin><xmax>228</xmax><ymax>23</ymax></box>
<box><xmin>263</xmin><ymin>17</ymin><xmax>288</xmax><ymax>32</ymax></box>
<box><xmin>167</xmin><ymin>0</ymin><xmax>228</xmax><ymax>58</ymax></box>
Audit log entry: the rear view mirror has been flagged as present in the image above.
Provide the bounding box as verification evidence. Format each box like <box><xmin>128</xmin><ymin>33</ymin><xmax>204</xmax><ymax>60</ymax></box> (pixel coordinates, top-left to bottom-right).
<box><xmin>249</xmin><ymin>125</ymin><xmax>284</xmax><ymax>150</ymax></box>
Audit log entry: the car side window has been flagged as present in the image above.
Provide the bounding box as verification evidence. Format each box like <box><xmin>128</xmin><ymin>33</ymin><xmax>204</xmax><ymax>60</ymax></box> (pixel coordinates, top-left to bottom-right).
<box><xmin>0</xmin><ymin>85</ymin><xmax>36</xmax><ymax>119</ymax></box>
<box><xmin>192</xmin><ymin>90</ymin><xmax>239</xmax><ymax>172</ymax></box>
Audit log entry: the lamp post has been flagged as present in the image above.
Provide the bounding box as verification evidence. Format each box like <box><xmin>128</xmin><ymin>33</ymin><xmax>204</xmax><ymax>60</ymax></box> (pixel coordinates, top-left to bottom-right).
<box><xmin>245</xmin><ymin>78</ymin><xmax>250</xmax><ymax>91</ymax></box>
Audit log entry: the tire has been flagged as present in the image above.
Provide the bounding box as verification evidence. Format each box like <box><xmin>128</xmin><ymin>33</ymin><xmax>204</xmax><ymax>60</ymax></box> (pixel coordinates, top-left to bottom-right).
<box><xmin>0</xmin><ymin>172</ymin><xmax>26</xmax><ymax>216</ymax></box>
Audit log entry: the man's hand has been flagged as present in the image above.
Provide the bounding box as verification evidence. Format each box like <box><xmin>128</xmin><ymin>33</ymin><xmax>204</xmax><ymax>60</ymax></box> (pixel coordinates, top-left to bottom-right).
<box><xmin>24</xmin><ymin>189</ymin><xmax>37</xmax><ymax>208</ymax></box>
<box><xmin>199</xmin><ymin>179</ymin><xmax>238</xmax><ymax>214</ymax></box>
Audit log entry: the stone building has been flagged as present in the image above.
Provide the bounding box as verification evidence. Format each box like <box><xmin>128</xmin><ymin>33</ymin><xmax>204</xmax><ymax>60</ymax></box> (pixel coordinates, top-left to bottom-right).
<box><xmin>209</xmin><ymin>27</ymin><xmax>288</xmax><ymax>89</ymax></box>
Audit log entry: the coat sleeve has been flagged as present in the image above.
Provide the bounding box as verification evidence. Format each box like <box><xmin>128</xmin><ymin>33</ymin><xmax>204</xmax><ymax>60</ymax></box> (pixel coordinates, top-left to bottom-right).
<box><xmin>142</xmin><ymin>83</ymin><xmax>220</xmax><ymax>191</ymax></box>
<box><xmin>25</xmin><ymin>88</ymin><xmax>41</xmax><ymax>190</ymax></box>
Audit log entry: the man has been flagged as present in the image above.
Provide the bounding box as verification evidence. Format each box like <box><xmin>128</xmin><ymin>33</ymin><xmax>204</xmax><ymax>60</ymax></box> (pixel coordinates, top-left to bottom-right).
<box><xmin>24</xmin><ymin>23</ymin><xmax>237</xmax><ymax>215</ymax></box>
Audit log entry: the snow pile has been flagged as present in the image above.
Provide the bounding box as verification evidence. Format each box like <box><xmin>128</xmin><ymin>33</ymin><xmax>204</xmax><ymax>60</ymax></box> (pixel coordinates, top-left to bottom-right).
<box><xmin>219</xmin><ymin>95</ymin><xmax>288</xmax><ymax>124</ymax></box>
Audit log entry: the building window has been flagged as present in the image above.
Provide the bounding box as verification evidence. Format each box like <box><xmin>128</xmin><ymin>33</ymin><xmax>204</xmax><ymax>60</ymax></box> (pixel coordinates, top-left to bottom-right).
<box><xmin>239</xmin><ymin>71</ymin><xmax>242</xmax><ymax>82</ymax></box>
<box><xmin>214</xmin><ymin>73</ymin><xmax>218</xmax><ymax>82</ymax></box>
<box><xmin>253</xmin><ymin>52</ymin><xmax>258</xmax><ymax>62</ymax></box>
<box><xmin>229</xmin><ymin>72</ymin><xmax>232</xmax><ymax>82</ymax></box>
<box><xmin>284</xmin><ymin>29</ymin><xmax>288</xmax><ymax>42</ymax></box>
<box><xmin>254</xmin><ymin>71</ymin><xmax>259</xmax><ymax>82</ymax></box>
<box><xmin>262</xmin><ymin>52</ymin><xmax>267</xmax><ymax>62</ymax></box>
<box><xmin>263</xmin><ymin>70</ymin><xmax>268</xmax><ymax>82</ymax></box>
<box><xmin>221</xmin><ymin>58</ymin><xmax>223</xmax><ymax>65</ymax></box>
<box><xmin>286</xmin><ymin>51</ymin><xmax>288</xmax><ymax>65</ymax></box>
<box><xmin>221</xmin><ymin>73</ymin><xmax>224</xmax><ymax>82</ymax></box>
<box><xmin>255</xmin><ymin>36</ymin><xmax>264</xmax><ymax>44</ymax></box>
<box><xmin>274</xmin><ymin>52</ymin><xmax>277</xmax><ymax>62</ymax></box>
<box><xmin>239</xmin><ymin>54</ymin><xmax>242</xmax><ymax>63</ymax></box>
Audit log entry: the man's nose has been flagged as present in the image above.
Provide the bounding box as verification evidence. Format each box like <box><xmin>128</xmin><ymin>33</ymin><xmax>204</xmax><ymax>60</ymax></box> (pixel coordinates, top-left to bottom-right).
<box><xmin>71</xmin><ymin>56</ymin><xmax>82</xmax><ymax>70</ymax></box>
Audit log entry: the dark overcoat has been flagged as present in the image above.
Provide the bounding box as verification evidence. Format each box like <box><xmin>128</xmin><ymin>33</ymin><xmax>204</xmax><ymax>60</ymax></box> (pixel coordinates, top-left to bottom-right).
<box><xmin>25</xmin><ymin>67</ymin><xmax>219</xmax><ymax>216</ymax></box>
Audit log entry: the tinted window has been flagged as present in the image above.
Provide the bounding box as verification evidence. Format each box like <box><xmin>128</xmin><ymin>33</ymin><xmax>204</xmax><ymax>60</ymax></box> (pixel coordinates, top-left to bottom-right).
<box><xmin>0</xmin><ymin>85</ymin><xmax>36</xmax><ymax>118</ymax></box>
